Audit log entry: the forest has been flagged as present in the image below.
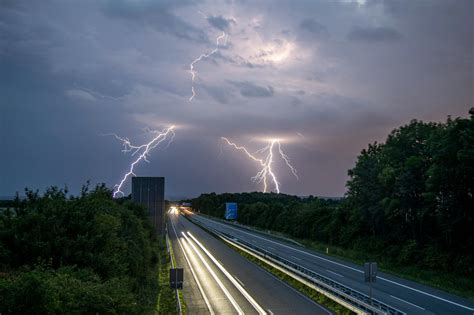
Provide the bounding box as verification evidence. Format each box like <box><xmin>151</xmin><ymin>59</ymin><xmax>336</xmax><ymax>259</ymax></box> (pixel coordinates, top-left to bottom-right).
<box><xmin>0</xmin><ymin>184</ymin><xmax>168</xmax><ymax>314</ymax></box>
<box><xmin>189</xmin><ymin>109</ymin><xmax>474</xmax><ymax>295</ymax></box>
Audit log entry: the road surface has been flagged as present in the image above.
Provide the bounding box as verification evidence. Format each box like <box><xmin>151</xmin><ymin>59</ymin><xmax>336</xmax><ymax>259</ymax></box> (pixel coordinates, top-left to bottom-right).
<box><xmin>168</xmin><ymin>211</ymin><xmax>332</xmax><ymax>314</ymax></box>
<box><xmin>190</xmin><ymin>214</ymin><xmax>474</xmax><ymax>315</ymax></box>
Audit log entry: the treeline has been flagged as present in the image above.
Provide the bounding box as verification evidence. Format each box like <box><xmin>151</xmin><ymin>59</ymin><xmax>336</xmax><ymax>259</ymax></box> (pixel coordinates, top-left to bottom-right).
<box><xmin>189</xmin><ymin>109</ymin><xmax>474</xmax><ymax>278</ymax></box>
<box><xmin>0</xmin><ymin>184</ymin><xmax>161</xmax><ymax>314</ymax></box>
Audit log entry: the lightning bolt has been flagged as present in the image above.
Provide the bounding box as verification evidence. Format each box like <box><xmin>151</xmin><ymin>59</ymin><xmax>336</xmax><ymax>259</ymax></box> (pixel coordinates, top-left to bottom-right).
<box><xmin>221</xmin><ymin>137</ymin><xmax>298</xmax><ymax>193</ymax></box>
<box><xmin>189</xmin><ymin>31</ymin><xmax>227</xmax><ymax>101</ymax></box>
<box><xmin>109</xmin><ymin>126</ymin><xmax>175</xmax><ymax>198</ymax></box>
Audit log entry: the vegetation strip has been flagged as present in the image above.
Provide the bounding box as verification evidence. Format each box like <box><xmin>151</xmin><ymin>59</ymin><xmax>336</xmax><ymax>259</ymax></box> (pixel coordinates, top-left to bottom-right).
<box><xmin>0</xmin><ymin>185</ymin><xmax>177</xmax><ymax>314</ymax></box>
<box><xmin>156</xmin><ymin>238</ymin><xmax>179</xmax><ymax>314</ymax></box>
<box><xmin>166</xmin><ymin>230</ymin><xmax>187</xmax><ymax>315</ymax></box>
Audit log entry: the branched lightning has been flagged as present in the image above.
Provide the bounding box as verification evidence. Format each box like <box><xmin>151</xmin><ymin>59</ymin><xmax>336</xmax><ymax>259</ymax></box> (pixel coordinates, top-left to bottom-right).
<box><xmin>188</xmin><ymin>31</ymin><xmax>227</xmax><ymax>101</ymax></box>
<box><xmin>109</xmin><ymin>126</ymin><xmax>175</xmax><ymax>198</ymax></box>
<box><xmin>221</xmin><ymin>137</ymin><xmax>298</xmax><ymax>193</ymax></box>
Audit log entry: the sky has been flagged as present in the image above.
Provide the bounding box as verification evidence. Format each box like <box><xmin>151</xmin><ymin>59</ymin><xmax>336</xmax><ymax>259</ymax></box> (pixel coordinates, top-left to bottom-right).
<box><xmin>1</xmin><ymin>0</ymin><xmax>473</xmax><ymax>199</ymax></box>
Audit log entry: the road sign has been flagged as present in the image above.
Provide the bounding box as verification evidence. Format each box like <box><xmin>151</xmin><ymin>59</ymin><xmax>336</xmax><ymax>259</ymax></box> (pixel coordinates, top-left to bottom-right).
<box><xmin>364</xmin><ymin>262</ymin><xmax>377</xmax><ymax>283</ymax></box>
<box><xmin>170</xmin><ymin>268</ymin><xmax>184</xmax><ymax>289</ymax></box>
<box><xmin>225</xmin><ymin>202</ymin><xmax>238</xmax><ymax>220</ymax></box>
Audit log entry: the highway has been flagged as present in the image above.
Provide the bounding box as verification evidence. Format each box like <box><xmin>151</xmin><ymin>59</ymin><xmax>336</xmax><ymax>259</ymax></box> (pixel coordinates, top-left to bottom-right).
<box><xmin>167</xmin><ymin>210</ymin><xmax>332</xmax><ymax>314</ymax></box>
<box><xmin>190</xmin><ymin>214</ymin><xmax>474</xmax><ymax>315</ymax></box>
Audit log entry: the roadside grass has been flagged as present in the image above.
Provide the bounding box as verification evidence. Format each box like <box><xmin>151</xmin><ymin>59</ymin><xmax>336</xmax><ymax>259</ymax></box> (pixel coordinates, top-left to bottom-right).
<box><xmin>156</xmin><ymin>238</ymin><xmax>181</xmax><ymax>315</ymax></box>
<box><xmin>168</xmin><ymin>234</ymin><xmax>187</xmax><ymax>315</ymax></box>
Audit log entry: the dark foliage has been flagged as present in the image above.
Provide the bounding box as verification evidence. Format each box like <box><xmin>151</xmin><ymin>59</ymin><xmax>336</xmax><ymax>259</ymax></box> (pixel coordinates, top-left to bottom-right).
<box><xmin>0</xmin><ymin>184</ymin><xmax>160</xmax><ymax>314</ymax></box>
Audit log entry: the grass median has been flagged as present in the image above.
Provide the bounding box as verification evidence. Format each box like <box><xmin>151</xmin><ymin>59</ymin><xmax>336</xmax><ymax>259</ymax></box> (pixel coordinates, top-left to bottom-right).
<box><xmin>156</xmin><ymin>237</ymin><xmax>186</xmax><ymax>315</ymax></box>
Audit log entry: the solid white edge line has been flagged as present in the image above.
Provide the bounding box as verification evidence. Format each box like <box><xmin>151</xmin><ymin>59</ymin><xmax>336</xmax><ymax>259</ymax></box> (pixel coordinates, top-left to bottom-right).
<box><xmin>197</xmin><ymin>215</ymin><xmax>474</xmax><ymax>311</ymax></box>
<box><xmin>187</xmin><ymin>231</ymin><xmax>268</xmax><ymax>315</ymax></box>
<box><xmin>182</xmin><ymin>231</ymin><xmax>244</xmax><ymax>315</ymax></box>
<box><xmin>381</xmin><ymin>277</ymin><xmax>474</xmax><ymax>311</ymax></box>
<box><xmin>170</xmin><ymin>218</ymin><xmax>215</xmax><ymax>315</ymax></box>
<box><xmin>390</xmin><ymin>295</ymin><xmax>426</xmax><ymax>310</ymax></box>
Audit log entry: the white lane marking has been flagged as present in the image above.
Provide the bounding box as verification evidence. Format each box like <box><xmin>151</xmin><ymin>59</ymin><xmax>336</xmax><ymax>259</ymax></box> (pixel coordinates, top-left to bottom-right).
<box><xmin>187</xmin><ymin>232</ymin><xmax>267</xmax><ymax>315</ymax></box>
<box><xmin>326</xmin><ymin>269</ymin><xmax>344</xmax><ymax>278</ymax></box>
<box><xmin>182</xmin><ymin>231</ymin><xmax>245</xmax><ymax>315</ymax></box>
<box><xmin>383</xmin><ymin>277</ymin><xmax>474</xmax><ymax>311</ymax></box>
<box><xmin>267</xmin><ymin>246</ymin><xmax>275</xmax><ymax>250</ymax></box>
<box><xmin>290</xmin><ymin>255</ymin><xmax>301</xmax><ymax>261</ymax></box>
<box><xmin>170</xmin><ymin>219</ymin><xmax>215</xmax><ymax>315</ymax></box>
<box><xmin>390</xmin><ymin>295</ymin><xmax>426</xmax><ymax>310</ymax></box>
<box><xmin>197</xmin><ymin>216</ymin><xmax>474</xmax><ymax>311</ymax></box>
<box><xmin>235</xmin><ymin>276</ymin><xmax>245</xmax><ymax>287</ymax></box>
<box><xmin>267</xmin><ymin>309</ymin><xmax>274</xmax><ymax>315</ymax></box>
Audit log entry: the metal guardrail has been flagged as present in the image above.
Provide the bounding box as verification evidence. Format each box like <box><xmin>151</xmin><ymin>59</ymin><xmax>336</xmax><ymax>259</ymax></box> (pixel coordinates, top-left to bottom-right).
<box><xmin>189</xmin><ymin>217</ymin><xmax>405</xmax><ymax>315</ymax></box>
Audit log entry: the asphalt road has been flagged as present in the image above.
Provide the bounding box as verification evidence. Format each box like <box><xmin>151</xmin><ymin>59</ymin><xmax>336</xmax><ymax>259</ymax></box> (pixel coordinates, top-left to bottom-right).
<box><xmin>168</xmin><ymin>211</ymin><xmax>332</xmax><ymax>315</ymax></box>
<box><xmin>191</xmin><ymin>214</ymin><xmax>474</xmax><ymax>315</ymax></box>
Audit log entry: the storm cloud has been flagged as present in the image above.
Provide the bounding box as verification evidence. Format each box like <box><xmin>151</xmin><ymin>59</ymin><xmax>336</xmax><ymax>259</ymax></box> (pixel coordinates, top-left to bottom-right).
<box><xmin>347</xmin><ymin>26</ymin><xmax>402</xmax><ymax>42</ymax></box>
<box><xmin>1</xmin><ymin>0</ymin><xmax>472</xmax><ymax>199</ymax></box>
<box><xmin>206</xmin><ymin>15</ymin><xmax>236</xmax><ymax>31</ymax></box>
<box><xmin>228</xmin><ymin>81</ymin><xmax>275</xmax><ymax>98</ymax></box>
<box><xmin>300</xmin><ymin>18</ymin><xmax>329</xmax><ymax>39</ymax></box>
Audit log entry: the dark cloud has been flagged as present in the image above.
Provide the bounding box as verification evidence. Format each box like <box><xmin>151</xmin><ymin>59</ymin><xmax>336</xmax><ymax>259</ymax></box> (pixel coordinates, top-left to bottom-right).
<box><xmin>1</xmin><ymin>0</ymin><xmax>472</xmax><ymax>198</ymax></box>
<box><xmin>203</xmin><ymin>84</ymin><xmax>232</xmax><ymax>104</ymax></box>
<box><xmin>300</xmin><ymin>18</ymin><xmax>329</xmax><ymax>39</ymax></box>
<box><xmin>206</xmin><ymin>15</ymin><xmax>236</xmax><ymax>31</ymax></box>
<box><xmin>228</xmin><ymin>81</ymin><xmax>275</xmax><ymax>98</ymax></box>
<box><xmin>347</xmin><ymin>26</ymin><xmax>402</xmax><ymax>43</ymax></box>
<box><xmin>102</xmin><ymin>0</ymin><xmax>206</xmax><ymax>41</ymax></box>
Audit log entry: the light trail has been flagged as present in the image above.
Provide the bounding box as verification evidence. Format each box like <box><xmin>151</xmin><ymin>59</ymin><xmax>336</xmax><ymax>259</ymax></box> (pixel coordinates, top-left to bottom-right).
<box><xmin>169</xmin><ymin>217</ymin><xmax>215</xmax><ymax>315</ymax></box>
<box><xmin>187</xmin><ymin>232</ymin><xmax>267</xmax><ymax>315</ymax></box>
<box><xmin>221</xmin><ymin>137</ymin><xmax>298</xmax><ymax>193</ymax></box>
<box><xmin>181</xmin><ymin>231</ymin><xmax>244</xmax><ymax>314</ymax></box>
<box><xmin>109</xmin><ymin>126</ymin><xmax>175</xmax><ymax>197</ymax></box>
<box><xmin>188</xmin><ymin>31</ymin><xmax>227</xmax><ymax>101</ymax></box>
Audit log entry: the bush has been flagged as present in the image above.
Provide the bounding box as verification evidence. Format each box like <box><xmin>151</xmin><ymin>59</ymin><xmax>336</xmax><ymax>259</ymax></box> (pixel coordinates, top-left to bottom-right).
<box><xmin>0</xmin><ymin>184</ymin><xmax>160</xmax><ymax>314</ymax></box>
